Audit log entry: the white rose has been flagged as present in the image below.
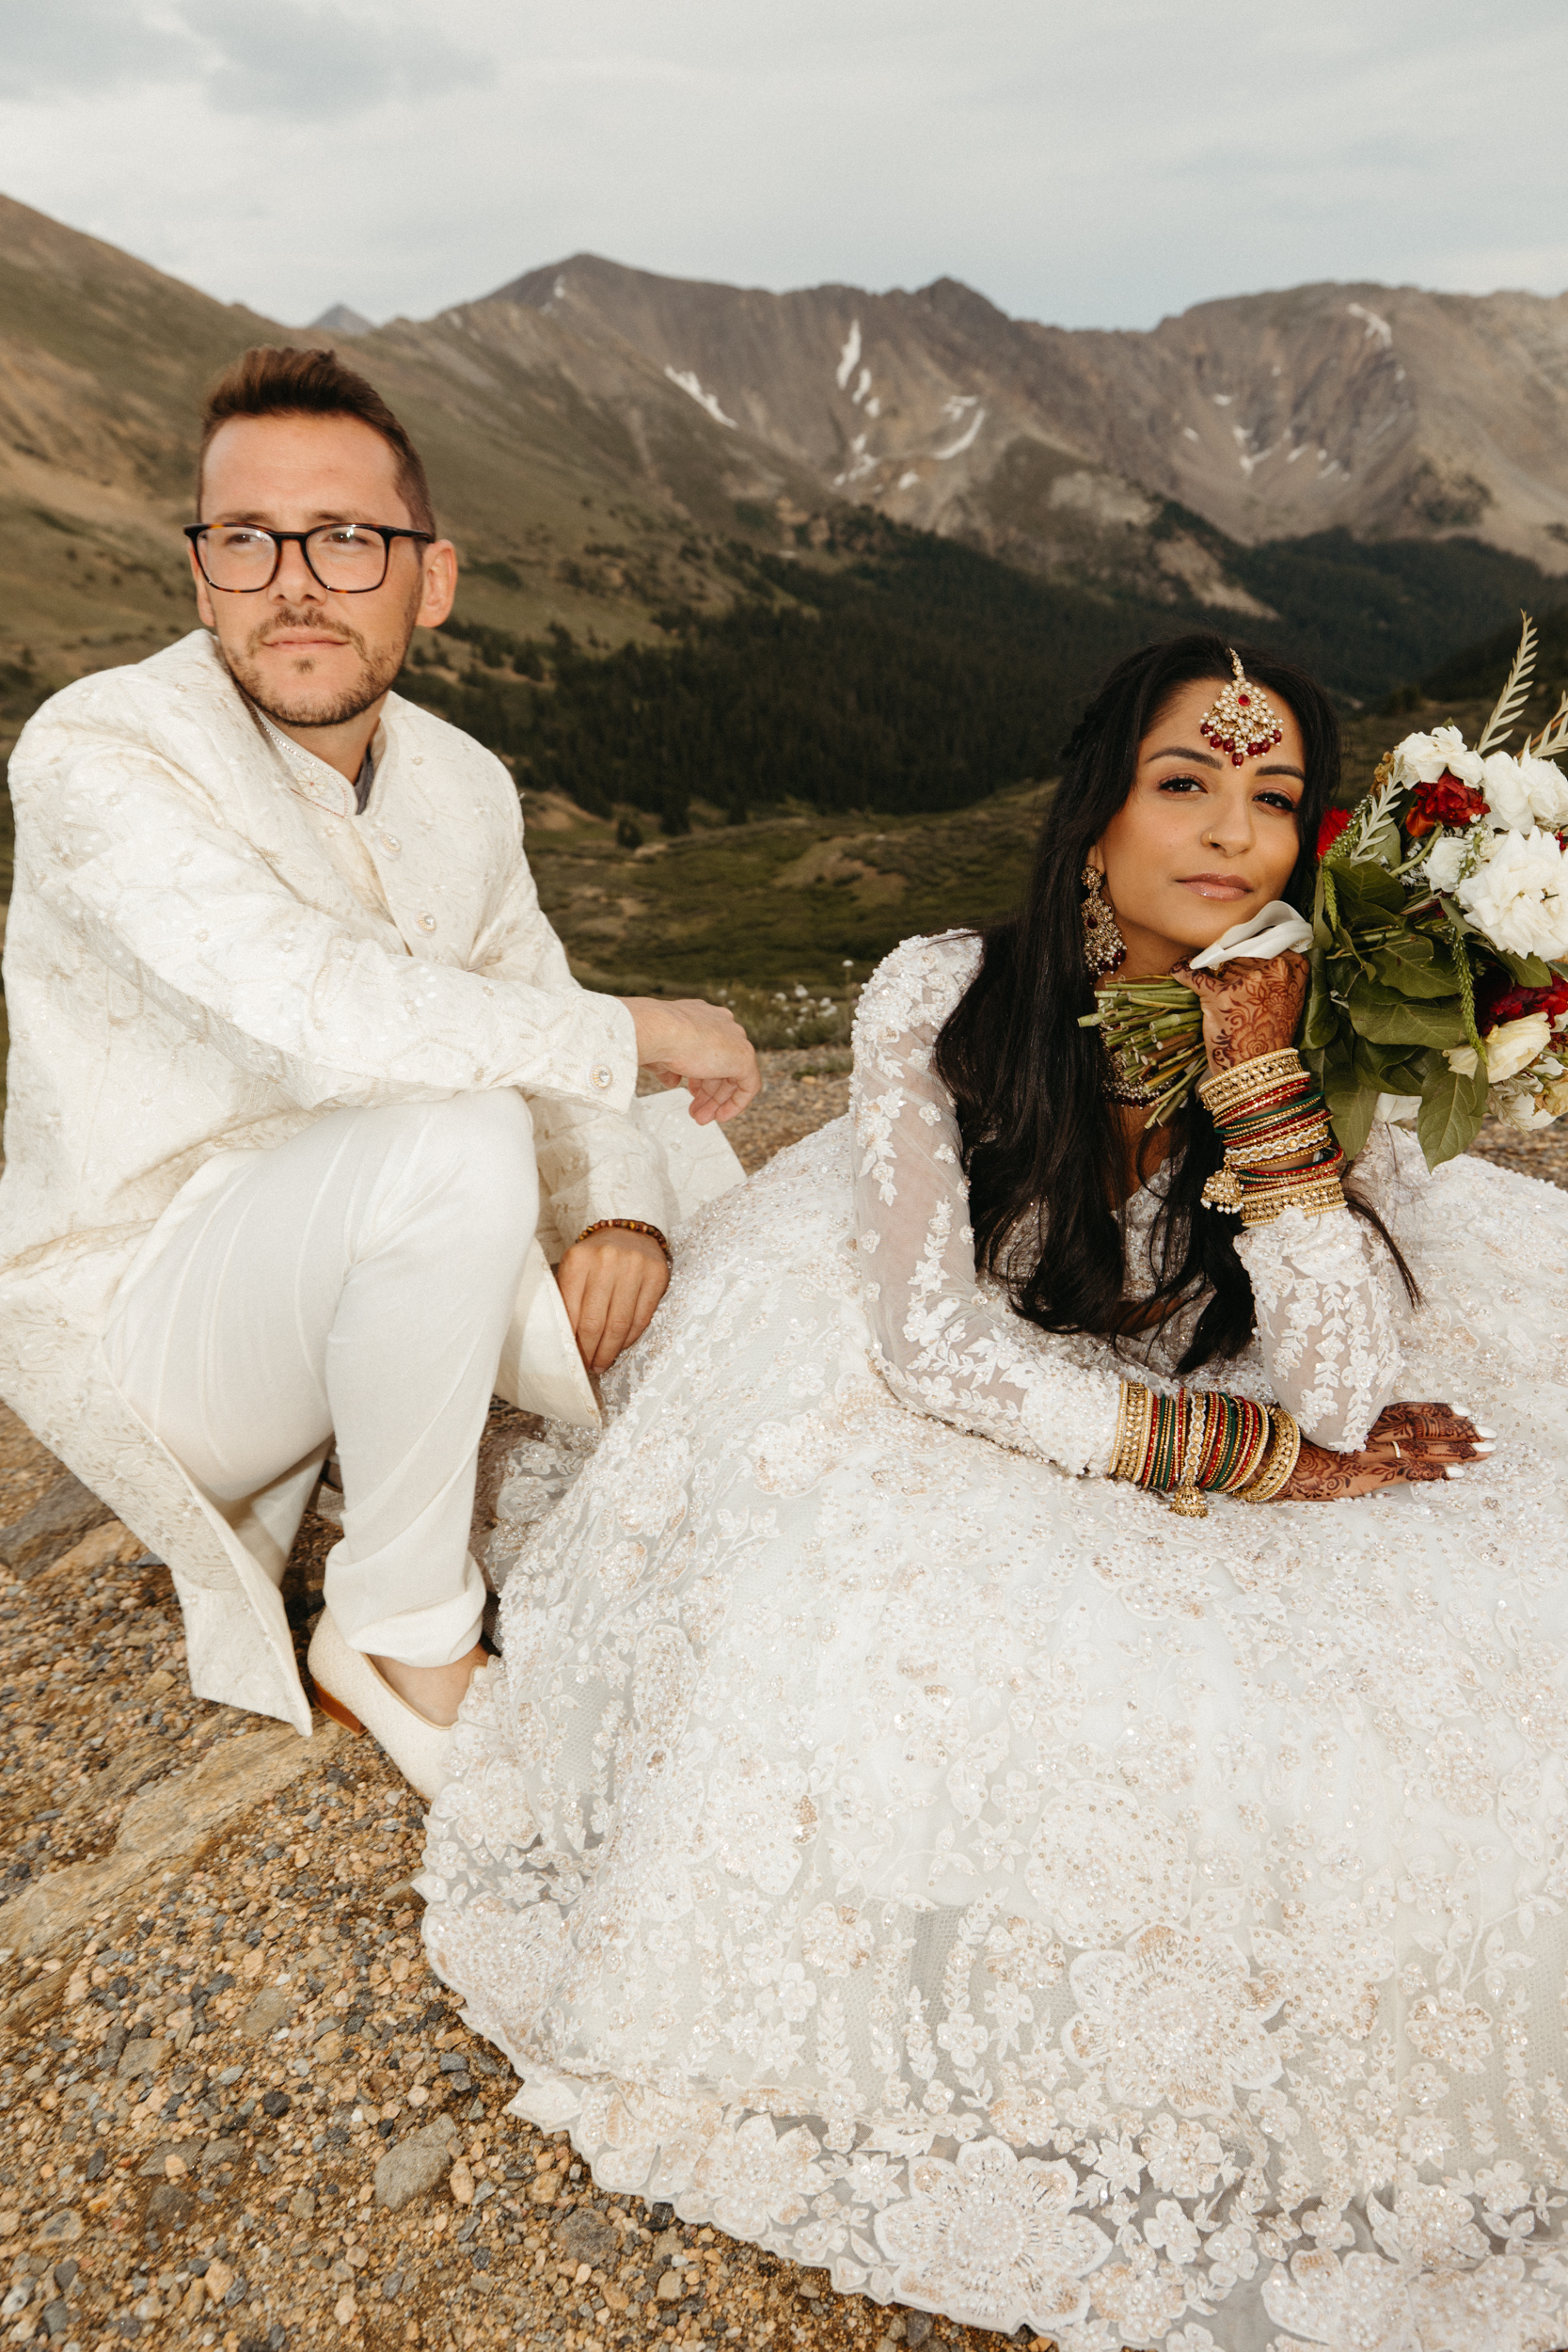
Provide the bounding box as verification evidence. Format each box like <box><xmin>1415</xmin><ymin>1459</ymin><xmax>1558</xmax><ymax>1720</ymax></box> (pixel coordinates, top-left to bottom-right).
<box><xmin>1423</xmin><ymin>833</ymin><xmax>1479</xmax><ymax>893</ymax></box>
<box><xmin>1494</xmin><ymin>1077</ymin><xmax>1557</xmax><ymax>1131</ymax></box>
<box><xmin>1520</xmin><ymin>751</ymin><xmax>1568</xmax><ymax>831</ymax></box>
<box><xmin>1484</xmin><ymin>1010</ymin><xmax>1553</xmax><ymax>1082</ymax></box>
<box><xmin>1392</xmin><ymin>730</ymin><xmax>1454</xmax><ymax>787</ymax></box>
<box><xmin>1481</xmin><ymin>753</ymin><xmax>1535</xmax><ymax>834</ymax></box>
<box><xmin>1392</xmin><ymin>725</ymin><xmax>1486</xmax><ymax>790</ymax></box>
<box><xmin>1455</xmin><ymin>827</ymin><xmax>1568</xmax><ymax>961</ymax></box>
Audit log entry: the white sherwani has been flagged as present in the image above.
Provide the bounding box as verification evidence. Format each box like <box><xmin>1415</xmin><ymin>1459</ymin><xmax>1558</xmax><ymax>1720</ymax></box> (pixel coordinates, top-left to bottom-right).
<box><xmin>0</xmin><ymin>628</ymin><xmax>687</xmax><ymax>1731</ymax></box>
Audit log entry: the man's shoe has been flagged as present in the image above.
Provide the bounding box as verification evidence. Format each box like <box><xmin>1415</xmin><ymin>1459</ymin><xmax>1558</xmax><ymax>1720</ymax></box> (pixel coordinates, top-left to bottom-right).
<box><xmin>307</xmin><ymin>1607</ymin><xmax>464</xmax><ymax>1804</ymax></box>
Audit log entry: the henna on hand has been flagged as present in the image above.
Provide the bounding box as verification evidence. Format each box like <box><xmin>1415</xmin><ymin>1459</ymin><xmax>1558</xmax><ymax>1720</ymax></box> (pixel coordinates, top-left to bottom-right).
<box><xmin>1174</xmin><ymin>950</ymin><xmax>1310</xmax><ymax>1076</ymax></box>
<box><xmin>1276</xmin><ymin>1402</ymin><xmax>1487</xmax><ymax>1502</ymax></box>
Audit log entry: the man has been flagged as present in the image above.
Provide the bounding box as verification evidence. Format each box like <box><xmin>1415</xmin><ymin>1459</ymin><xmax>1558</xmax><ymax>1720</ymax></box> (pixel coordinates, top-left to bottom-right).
<box><xmin>0</xmin><ymin>344</ymin><xmax>756</xmax><ymax>1797</ymax></box>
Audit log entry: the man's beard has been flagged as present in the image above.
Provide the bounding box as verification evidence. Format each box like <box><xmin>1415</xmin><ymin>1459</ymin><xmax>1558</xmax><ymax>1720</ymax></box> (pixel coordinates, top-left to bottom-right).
<box><xmin>218</xmin><ymin>604</ymin><xmax>412</xmax><ymax>730</ymax></box>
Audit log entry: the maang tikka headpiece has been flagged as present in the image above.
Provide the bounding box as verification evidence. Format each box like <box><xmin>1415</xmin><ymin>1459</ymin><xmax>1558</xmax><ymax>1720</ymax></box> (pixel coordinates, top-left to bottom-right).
<box><xmin>1199</xmin><ymin>651</ymin><xmax>1285</xmax><ymax>768</ymax></box>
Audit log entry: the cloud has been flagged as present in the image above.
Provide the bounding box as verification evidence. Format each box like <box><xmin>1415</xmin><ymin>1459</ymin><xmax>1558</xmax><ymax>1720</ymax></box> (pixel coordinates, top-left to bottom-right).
<box><xmin>0</xmin><ymin>0</ymin><xmax>198</xmax><ymax>98</ymax></box>
<box><xmin>0</xmin><ymin>0</ymin><xmax>482</xmax><ymax>118</ymax></box>
<box><xmin>187</xmin><ymin>0</ymin><xmax>484</xmax><ymax>119</ymax></box>
<box><xmin>0</xmin><ymin>0</ymin><xmax>1565</xmax><ymax>331</ymax></box>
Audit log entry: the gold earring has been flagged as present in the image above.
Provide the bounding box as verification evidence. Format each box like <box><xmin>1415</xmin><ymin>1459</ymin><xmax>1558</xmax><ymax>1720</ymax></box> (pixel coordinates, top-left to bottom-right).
<box><xmin>1081</xmin><ymin>864</ymin><xmax>1125</xmax><ymax>977</ymax></box>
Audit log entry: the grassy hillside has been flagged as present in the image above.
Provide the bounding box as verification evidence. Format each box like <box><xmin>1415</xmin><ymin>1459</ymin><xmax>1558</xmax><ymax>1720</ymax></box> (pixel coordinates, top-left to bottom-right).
<box><xmin>514</xmin><ymin>676</ymin><xmax>1512</xmax><ymax>1004</ymax></box>
<box><xmin>522</xmin><ymin>779</ymin><xmax>1049</xmax><ymax>998</ymax></box>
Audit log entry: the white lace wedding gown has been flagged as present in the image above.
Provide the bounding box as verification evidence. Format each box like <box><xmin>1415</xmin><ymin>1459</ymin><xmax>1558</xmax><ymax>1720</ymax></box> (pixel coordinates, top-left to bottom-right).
<box><xmin>421</xmin><ymin>935</ymin><xmax>1568</xmax><ymax>2352</ymax></box>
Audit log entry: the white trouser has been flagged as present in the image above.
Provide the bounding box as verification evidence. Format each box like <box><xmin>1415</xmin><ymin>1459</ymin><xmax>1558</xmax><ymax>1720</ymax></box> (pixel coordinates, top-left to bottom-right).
<box><xmin>103</xmin><ymin>1092</ymin><xmax>539</xmax><ymax>1668</ymax></box>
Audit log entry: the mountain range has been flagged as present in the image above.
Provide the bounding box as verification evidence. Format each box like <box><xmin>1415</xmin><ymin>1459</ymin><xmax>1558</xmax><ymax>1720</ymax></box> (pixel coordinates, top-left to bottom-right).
<box><xmin>3</xmin><ymin>189</ymin><xmax>1567</xmax><ymax>786</ymax></box>
<box><xmin>497</xmin><ymin>255</ymin><xmax>1568</xmax><ymax>610</ymax></box>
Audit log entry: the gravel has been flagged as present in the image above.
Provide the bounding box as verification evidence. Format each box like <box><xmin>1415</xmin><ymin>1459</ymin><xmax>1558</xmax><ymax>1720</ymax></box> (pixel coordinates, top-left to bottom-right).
<box><xmin>0</xmin><ymin>1073</ymin><xmax>1556</xmax><ymax>2352</ymax></box>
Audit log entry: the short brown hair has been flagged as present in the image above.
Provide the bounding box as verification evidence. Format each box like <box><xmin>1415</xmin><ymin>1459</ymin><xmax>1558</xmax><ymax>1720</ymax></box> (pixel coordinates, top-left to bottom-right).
<box><xmin>197</xmin><ymin>344</ymin><xmax>436</xmax><ymax>532</ymax></box>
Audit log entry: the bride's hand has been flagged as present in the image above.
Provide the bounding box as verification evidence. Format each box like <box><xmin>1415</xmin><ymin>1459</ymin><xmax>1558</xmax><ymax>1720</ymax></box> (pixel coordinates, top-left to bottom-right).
<box><xmin>1173</xmin><ymin>950</ymin><xmax>1309</xmax><ymax>1076</ymax></box>
<box><xmin>1277</xmin><ymin>1403</ymin><xmax>1491</xmax><ymax>1500</ymax></box>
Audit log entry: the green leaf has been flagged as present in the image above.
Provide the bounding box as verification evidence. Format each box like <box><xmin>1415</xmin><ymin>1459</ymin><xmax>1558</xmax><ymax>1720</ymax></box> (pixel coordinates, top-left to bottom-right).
<box><xmin>1328</xmin><ymin>1081</ymin><xmax>1380</xmax><ymax>1163</ymax></box>
<box><xmin>1302</xmin><ymin>950</ymin><xmax>1339</xmax><ymax>1051</ymax></box>
<box><xmin>1371</xmin><ymin>1047</ymin><xmax>1428</xmax><ymax>1099</ymax></box>
<box><xmin>1343</xmin><ymin>975</ymin><xmax>1470</xmax><ymax>1048</ymax></box>
<box><xmin>1493</xmin><ymin>949</ymin><xmax>1555</xmax><ymax>988</ymax></box>
<box><xmin>1363</xmin><ymin>937</ymin><xmax>1461</xmax><ymax>1000</ymax></box>
<box><xmin>1416</xmin><ymin>1059</ymin><xmax>1490</xmax><ymax>1169</ymax></box>
<box><xmin>1333</xmin><ymin>861</ymin><xmax>1407</xmax><ymax>927</ymax></box>
<box><xmin>1316</xmin><ymin>1031</ymin><xmax>1378</xmax><ymax>1160</ymax></box>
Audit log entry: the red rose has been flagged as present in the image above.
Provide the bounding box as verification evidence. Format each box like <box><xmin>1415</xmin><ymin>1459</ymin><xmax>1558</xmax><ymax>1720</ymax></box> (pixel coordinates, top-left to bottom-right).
<box><xmin>1405</xmin><ymin>770</ymin><xmax>1489</xmax><ymax>840</ymax></box>
<box><xmin>1317</xmin><ymin>808</ymin><xmax>1352</xmax><ymax>859</ymax></box>
<box><xmin>1475</xmin><ymin>968</ymin><xmax>1568</xmax><ymax>1030</ymax></box>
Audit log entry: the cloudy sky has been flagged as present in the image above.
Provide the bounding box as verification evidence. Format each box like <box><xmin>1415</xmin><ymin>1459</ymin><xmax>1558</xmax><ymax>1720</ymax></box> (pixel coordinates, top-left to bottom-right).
<box><xmin>1</xmin><ymin>0</ymin><xmax>1564</xmax><ymax>333</ymax></box>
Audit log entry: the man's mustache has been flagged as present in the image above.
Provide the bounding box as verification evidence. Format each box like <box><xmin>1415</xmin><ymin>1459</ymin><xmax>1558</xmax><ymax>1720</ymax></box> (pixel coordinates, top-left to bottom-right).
<box><xmin>247</xmin><ymin>608</ymin><xmax>367</xmax><ymax>658</ymax></box>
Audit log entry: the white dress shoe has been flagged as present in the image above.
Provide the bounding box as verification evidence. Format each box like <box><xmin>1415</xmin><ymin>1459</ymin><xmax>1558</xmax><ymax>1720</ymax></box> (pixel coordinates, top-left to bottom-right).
<box><xmin>307</xmin><ymin>1606</ymin><xmax>458</xmax><ymax>1804</ymax></box>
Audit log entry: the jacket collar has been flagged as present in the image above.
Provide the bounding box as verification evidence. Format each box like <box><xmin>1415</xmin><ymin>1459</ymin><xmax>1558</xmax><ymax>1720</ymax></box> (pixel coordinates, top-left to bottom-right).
<box><xmin>250</xmin><ymin>704</ymin><xmax>383</xmax><ymax>820</ymax></box>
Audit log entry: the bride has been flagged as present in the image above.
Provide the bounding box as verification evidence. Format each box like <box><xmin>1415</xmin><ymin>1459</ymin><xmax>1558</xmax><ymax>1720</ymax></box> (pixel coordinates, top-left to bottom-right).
<box><xmin>420</xmin><ymin>636</ymin><xmax>1568</xmax><ymax>2352</ymax></box>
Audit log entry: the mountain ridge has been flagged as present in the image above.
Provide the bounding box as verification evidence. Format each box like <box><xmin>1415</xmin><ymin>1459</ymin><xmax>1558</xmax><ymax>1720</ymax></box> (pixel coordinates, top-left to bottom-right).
<box><xmin>2</xmin><ymin>190</ymin><xmax>1566</xmax><ymax>758</ymax></box>
<box><xmin>491</xmin><ymin>252</ymin><xmax>1568</xmax><ymax>589</ymax></box>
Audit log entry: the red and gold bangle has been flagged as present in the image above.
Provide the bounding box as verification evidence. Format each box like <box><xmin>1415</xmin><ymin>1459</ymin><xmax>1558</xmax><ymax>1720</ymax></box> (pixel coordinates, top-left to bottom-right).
<box><xmin>575</xmin><ymin>1216</ymin><xmax>672</xmax><ymax>1265</ymax></box>
<box><xmin>1110</xmin><ymin>1384</ymin><xmax>1278</xmax><ymax>1513</ymax></box>
<box><xmin>1236</xmin><ymin>1406</ymin><xmax>1303</xmax><ymax>1502</ymax></box>
<box><xmin>1197</xmin><ymin>1049</ymin><xmax>1308</xmax><ymax>1118</ymax></box>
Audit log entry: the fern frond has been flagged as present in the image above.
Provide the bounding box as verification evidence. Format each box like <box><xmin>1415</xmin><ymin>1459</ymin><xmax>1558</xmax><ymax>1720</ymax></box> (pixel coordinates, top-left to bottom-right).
<box><xmin>1528</xmin><ymin>689</ymin><xmax>1568</xmax><ymax>763</ymax></box>
<box><xmin>1341</xmin><ymin>779</ymin><xmax>1401</xmax><ymax>862</ymax></box>
<box><xmin>1475</xmin><ymin>612</ymin><xmax>1537</xmax><ymax>755</ymax></box>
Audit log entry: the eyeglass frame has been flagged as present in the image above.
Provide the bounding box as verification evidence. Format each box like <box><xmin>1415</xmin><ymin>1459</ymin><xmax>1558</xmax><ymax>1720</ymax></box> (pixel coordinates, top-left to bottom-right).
<box><xmin>183</xmin><ymin>522</ymin><xmax>436</xmax><ymax>595</ymax></box>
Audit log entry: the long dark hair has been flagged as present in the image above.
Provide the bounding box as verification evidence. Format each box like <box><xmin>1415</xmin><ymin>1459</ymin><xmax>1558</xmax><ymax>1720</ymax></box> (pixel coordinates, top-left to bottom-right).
<box><xmin>933</xmin><ymin>632</ymin><xmax>1357</xmax><ymax>1371</ymax></box>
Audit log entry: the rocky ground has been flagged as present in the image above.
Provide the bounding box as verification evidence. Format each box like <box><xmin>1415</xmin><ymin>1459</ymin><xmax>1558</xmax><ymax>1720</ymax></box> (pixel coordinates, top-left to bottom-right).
<box><xmin>0</xmin><ymin>1050</ymin><xmax>1005</xmax><ymax>2352</ymax></box>
<box><xmin>0</xmin><ymin>1075</ymin><xmax>1559</xmax><ymax>2352</ymax></box>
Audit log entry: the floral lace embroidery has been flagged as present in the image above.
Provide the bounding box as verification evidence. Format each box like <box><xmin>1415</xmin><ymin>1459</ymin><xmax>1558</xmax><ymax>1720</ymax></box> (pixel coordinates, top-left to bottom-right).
<box><xmin>421</xmin><ymin>937</ymin><xmax>1568</xmax><ymax>2350</ymax></box>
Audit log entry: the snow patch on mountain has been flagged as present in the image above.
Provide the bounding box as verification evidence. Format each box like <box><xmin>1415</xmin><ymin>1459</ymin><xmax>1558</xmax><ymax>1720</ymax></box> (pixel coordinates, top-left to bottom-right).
<box><xmin>1348</xmin><ymin>302</ymin><xmax>1393</xmax><ymax>348</ymax></box>
<box><xmin>934</xmin><ymin>407</ymin><xmax>985</xmax><ymax>461</ymax></box>
<box><xmin>663</xmin><ymin>367</ymin><xmax>736</xmax><ymax>428</ymax></box>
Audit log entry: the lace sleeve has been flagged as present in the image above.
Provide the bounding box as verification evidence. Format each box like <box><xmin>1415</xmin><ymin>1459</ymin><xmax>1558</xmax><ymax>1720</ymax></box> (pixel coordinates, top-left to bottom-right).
<box><xmin>1233</xmin><ymin>1120</ymin><xmax>1422</xmax><ymax>1453</ymax></box>
<box><xmin>849</xmin><ymin>935</ymin><xmax>1120</xmax><ymax>1477</ymax></box>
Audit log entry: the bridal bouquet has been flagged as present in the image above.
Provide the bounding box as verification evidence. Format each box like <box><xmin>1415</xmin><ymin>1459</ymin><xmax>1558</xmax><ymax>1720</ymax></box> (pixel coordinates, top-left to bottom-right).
<box><xmin>1085</xmin><ymin>616</ymin><xmax>1568</xmax><ymax>1167</ymax></box>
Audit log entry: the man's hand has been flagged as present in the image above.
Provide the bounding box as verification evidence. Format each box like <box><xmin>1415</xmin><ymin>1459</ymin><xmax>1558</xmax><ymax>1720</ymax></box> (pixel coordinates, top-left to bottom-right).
<box><xmin>1173</xmin><ymin>950</ymin><xmax>1310</xmax><ymax>1076</ymax></box>
<box><xmin>1278</xmin><ymin>1402</ymin><xmax>1491</xmax><ymax>1501</ymax></box>
<box><xmin>620</xmin><ymin>995</ymin><xmax>760</xmax><ymax>1123</ymax></box>
<box><xmin>555</xmin><ymin>1228</ymin><xmax>671</xmax><ymax>1373</ymax></box>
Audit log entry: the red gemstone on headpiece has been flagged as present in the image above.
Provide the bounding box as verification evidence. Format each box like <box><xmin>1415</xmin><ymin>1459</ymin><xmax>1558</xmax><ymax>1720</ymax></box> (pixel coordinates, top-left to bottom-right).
<box><xmin>1231</xmin><ymin>753</ymin><xmax>1243</xmax><ymax>766</ymax></box>
<box><xmin>1237</xmin><ymin>692</ymin><xmax>1250</xmax><ymax>706</ymax></box>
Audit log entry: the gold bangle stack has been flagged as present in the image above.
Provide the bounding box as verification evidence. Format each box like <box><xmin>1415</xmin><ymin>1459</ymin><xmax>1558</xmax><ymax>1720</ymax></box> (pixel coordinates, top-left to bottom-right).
<box><xmin>1196</xmin><ymin>1047</ymin><xmax>1303</xmax><ymax>1112</ymax></box>
<box><xmin>1235</xmin><ymin>1406</ymin><xmax>1302</xmax><ymax>1502</ymax></box>
<box><xmin>1110</xmin><ymin>1381</ymin><xmax>1153</xmax><ymax>1482</ymax></box>
<box><xmin>1109</xmin><ymin>1381</ymin><xmax>1281</xmax><ymax>1516</ymax></box>
<box><xmin>1197</xmin><ymin>1048</ymin><xmax>1347</xmax><ymax>1228</ymax></box>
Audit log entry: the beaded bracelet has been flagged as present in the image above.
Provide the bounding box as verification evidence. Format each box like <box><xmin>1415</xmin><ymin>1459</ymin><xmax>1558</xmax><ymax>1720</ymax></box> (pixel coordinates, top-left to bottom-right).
<box><xmin>575</xmin><ymin>1216</ymin><xmax>672</xmax><ymax>1266</ymax></box>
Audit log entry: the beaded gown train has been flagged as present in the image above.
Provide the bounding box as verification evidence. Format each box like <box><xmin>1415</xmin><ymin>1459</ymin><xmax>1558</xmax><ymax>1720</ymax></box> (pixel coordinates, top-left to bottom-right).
<box><xmin>420</xmin><ymin>935</ymin><xmax>1568</xmax><ymax>2352</ymax></box>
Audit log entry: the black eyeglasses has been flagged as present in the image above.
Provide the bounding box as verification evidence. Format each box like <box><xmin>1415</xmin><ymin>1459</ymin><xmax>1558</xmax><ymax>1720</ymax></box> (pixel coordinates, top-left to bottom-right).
<box><xmin>184</xmin><ymin>523</ymin><xmax>434</xmax><ymax>595</ymax></box>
